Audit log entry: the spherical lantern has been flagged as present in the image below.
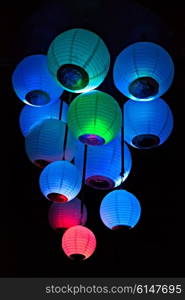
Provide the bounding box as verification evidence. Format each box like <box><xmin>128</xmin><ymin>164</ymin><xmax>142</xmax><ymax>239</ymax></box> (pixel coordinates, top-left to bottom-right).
<box><xmin>48</xmin><ymin>198</ymin><xmax>87</xmax><ymax>232</ymax></box>
<box><xmin>39</xmin><ymin>161</ymin><xmax>82</xmax><ymax>203</ymax></box>
<box><xmin>19</xmin><ymin>99</ymin><xmax>68</xmax><ymax>137</ymax></box>
<box><xmin>100</xmin><ymin>190</ymin><xmax>141</xmax><ymax>230</ymax></box>
<box><xmin>124</xmin><ymin>98</ymin><xmax>174</xmax><ymax>149</ymax></box>
<box><xmin>25</xmin><ymin>119</ymin><xmax>66</xmax><ymax>168</ymax></box>
<box><xmin>47</xmin><ymin>28</ymin><xmax>110</xmax><ymax>93</ymax></box>
<box><xmin>85</xmin><ymin>137</ymin><xmax>132</xmax><ymax>190</ymax></box>
<box><xmin>113</xmin><ymin>42</ymin><xmax>174</xmax><ymax>101</ymax></box>
<box><xmin>62</xmin><ymin>225</ymin><xmax>96</xmax><ymax>260</ymax></box>
<box><xmin>12</xmin><ymin>55</ymin><xmax>63</xmax><ymax>106</ymax></box>
<box><xmin>67</xmin><ymin>90</ymin><xmax>122</xmax><ymax>145</ymax></box>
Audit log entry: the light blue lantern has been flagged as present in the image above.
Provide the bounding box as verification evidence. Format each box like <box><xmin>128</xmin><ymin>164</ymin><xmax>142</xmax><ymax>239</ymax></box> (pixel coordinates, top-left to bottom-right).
<box><xmin>19</xmin><ymin>99</ymin><xmax>68</xmax><ymax>137</ymax></box>
<box><xmin>39</xmin><ymin>161</ymin><xmax>82</xmax><ymax>203</ymax></box>
<box><xmin>100</xmin><ymin>190</ymin><xmax>141</xmax><ymax>230</ymax></box>
<box><xmin>113</xmin><ymin>42</ymin><xmax>174</xmax><ymax>101</ymax></box>
<box><xmin>47</xmin><ymin>28</ymin><xmax>110</xmax><ymax>93</ymax></box>
<box><xmin>124</xmin><ymin>98</ymin><xmax>174</xmax><ymax>149</ymax></box>
<box><xmin>25</xmin><ymin>119</ymin><xmax>66</xmax><ymax>168</ymax></box>
<box><xmin>25</xmin><ymin>119</ymin><xmax>80</xmax><ymax>167</ymax></box>
<box><xmin>85</xmin><ymin>135</ymin><xmax>132</xmax><ymax>190</ymax></box>
<box><xmin>12</xmin><ymin>55</ymin><xmax>64</xmax><ymax>106</ymax></box>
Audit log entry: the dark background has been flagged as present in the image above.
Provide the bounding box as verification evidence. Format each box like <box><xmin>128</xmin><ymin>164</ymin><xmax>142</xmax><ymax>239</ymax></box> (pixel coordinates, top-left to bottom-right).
<box><xmin>1</xmin><ymin>0</ymin><xmax>185</xmax><ymax>277</ymax></box>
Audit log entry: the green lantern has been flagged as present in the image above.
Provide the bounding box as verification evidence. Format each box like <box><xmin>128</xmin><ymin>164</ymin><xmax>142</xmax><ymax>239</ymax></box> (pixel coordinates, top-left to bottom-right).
<box><xmin>67</xmin><ymin>90</ymin><xmax>122</xmax><ymax>145</ymax></box>
<box><xmin>47</xmin><ymin>28</ymin><xmax>110</xmax><ymax>93</ymax></box>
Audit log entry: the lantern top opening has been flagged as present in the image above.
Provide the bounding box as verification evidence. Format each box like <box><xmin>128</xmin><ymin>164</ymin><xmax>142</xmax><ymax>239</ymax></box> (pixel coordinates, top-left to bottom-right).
<box><xmin>48</xmin><ymin>193</ymin><xmax>68</xmax><ymax>203</ymax></box>
<box><xmin>79</xmin><ymin>134</ymin><xmax>105</xmax><ymax>146</ymax></box>
<box><xmin>57</xmin><ymin>64</ymin><xmax>89</xmax><ymax>92</ymax></box>
<box><xmin>25</xmin><ymin>90</ymin><xmax>50</xmax><ymax>105</ymax></box>
<box><xmin>86</xmin><ymin>176</ymin><xmax>115</xmax><ymax>190</ymax></box>
<box><xmin>112</xmin><ymin>225</ymin><xmax>131</xmax><ymax>231</ymax></box>
<box><xmin>132</xmin><ymin>134</ymin><xmax>160</xmax><ymax>149</ymax></box>
<box><xmin>129</xmin><ymin>77</ymin><xmax>159</xmax><ymax>99</ymax></box>
<box><xmin>70</xmin><ymin>254</ymin><xmax>86</xmax><ymax>261</ymax></box>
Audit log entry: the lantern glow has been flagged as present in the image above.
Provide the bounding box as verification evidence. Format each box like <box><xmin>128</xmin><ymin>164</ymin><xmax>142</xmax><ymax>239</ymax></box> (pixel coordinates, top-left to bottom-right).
<box><xmin>67</xmin><ymin>90</ymin><xmax>122</xmax><ymax>145</ymax></box>
<box><xmin>113</xmin><ymin>42</ymin><xmax>174</xmax><ymax>101</ymax></box>
<box><xmin>84</xmin><ymin>137</ymin><xmax>132</xmax><ymax>190</ymax></box>
<box><xmin>124</xmin><ymin>98</ymin><xmax>174</xmax><ymax>149</ymax></box>
<box><xmin>100</xmin><ymin>190</ymin><xmax>141</xmax><ymax>230</ymax></box>
<box><xmin>47</xmin><ymin>28</ymin><xmax>110</xmax><ymax>93</ymax></box>
<box><xmin>19</xmin><ymin>99</ymin><xmax>68</xmax><ymax>137</ymax></box>
<box><xmin>62</xmin><ymin>225</ymin><xmax>96</xmax><ymax>260</ymax></box>
<box><xmin>39</xmin><ymin>161</ymin><xmax>82</xmax><ymax>202</ymax></box>
<box><xmin>12</xmin><ymin>55</ymin><xmax>63</xmax><ymax>106</ymax></box>
<box><xmin>48</xmin><ymin>198</ymin><xmax>87</xmax><ymax>232</ymax></box>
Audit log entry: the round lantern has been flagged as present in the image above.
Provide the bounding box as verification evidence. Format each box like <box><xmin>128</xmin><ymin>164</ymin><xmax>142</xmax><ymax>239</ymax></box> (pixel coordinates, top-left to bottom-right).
<box><xmin>12</xmin><ymin>55</ymin><xmax>63</xmax><ymax>106</ymax></box>
<box><xmin>19</xmin><ymin>99</ymin><xmax>68</xmax><ymax>137</ymax></box>
<box><xmin>124</xmin><ymin>98</ymin><xmax>174</xmax><ymax>149</ymax></box>
<box><xmin>62</xmin><ymin>225</ymin><xmax>96</xmax><ymax>260</ymax></box>
<box><xmin>25</xmin><ymin>119</ymin><xmax>66</xmax><ymax>168</ymax></box>
<box><xmin>67</xmin><ymin>90</ymin><xmax>122</xmax><ymax>145</ymax></box>
<box><xmin>48</xmin><ymin>198</ymin><xmax>87</xmax><ymax>232</ymax></box>
<box><xmin>113</xmin><ymin>42</ymin><xmax>174</xmax><ymax>101</ymax></box>
<box><xmin>47</xmin><ymin>28</ymin><xmax>110</xmax><ymax>93</ymax></box>
<box><xmin>83</xmin><ymin>136</ymin><xmax>132</xmax><ymax>190</ymax></box>
<box><xmin>100</xmin><ymin>190</ymin><xmax>141</xmax><ymax>230</ymax></box>
<box><xmin>39</xmin><ymin>161</ymin><xmax>81</xmax><ymax>202</ymax></box>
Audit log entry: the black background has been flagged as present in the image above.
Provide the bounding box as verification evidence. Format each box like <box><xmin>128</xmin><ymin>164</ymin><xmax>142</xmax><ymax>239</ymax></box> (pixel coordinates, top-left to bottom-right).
<box><xmin>1</xmin><ymin>0</ymin><xmax>185</xmax><ymax>277</ymax></box>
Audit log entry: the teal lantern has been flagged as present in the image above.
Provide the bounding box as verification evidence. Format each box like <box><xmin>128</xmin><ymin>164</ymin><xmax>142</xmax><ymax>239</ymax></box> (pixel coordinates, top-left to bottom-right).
<box><xmin>47</xmin><ymin>28</ymin><xmax>110</xmax><ymax>93</ymax></box>
<box><xmin>67</xmin><ymin>90</ymin><xmax>122</xmax><ymax>146</ymax></box>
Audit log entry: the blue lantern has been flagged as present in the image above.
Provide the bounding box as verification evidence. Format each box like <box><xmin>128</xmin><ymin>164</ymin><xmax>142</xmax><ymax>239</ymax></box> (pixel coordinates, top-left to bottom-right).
<box><xmin>19</xmin><ymin>99</ymin><xmax>68</xmax><ymax>137</ymax></box>
<box><xmin>39</xmin><ymin>161</ymin><xmax>82</xmax><ymax>203</ymax></box>
<box><xmin>25</xmin><ymin>119</ymin><xmax>80</xmax><ymax>167</ymax></box>
<box><xmin>100</xmin><ymin>190</ymin><xmax>141</xmax><ymax>230</ymax></box>
<box><xmin>113</xmin><ymin>42</ymin><xmax>174</xmax><ymax>101</ymax></box>
<box><xmin>47</xmin><ymin>28</ymin><xmax>110</xmax><ymax>93</ymax></box>
<box><xmin>12</xmin><ymin>55</ymin><xmax>63</xmax><ymax>106</ymax></box>
<box><xmin>84</xmin><ymin>135</ymin><xmax>132</xmax><ymax>190</ymax></box>
<box><xmin>124</xmin><ymin>98</ymin><xmax>174</xmax><ymax>149</ymax></box>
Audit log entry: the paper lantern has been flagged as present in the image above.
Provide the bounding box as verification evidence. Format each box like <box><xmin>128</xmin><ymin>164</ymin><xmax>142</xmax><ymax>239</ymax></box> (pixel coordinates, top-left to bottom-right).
<box><xmin>124</xmin><ymin>98</ymin><xmax>174</xmax><ymax>149</ymax></box>
<box><xmin>100</xmin><ymin>190</ymin><xmax>141</xmax><ymax>230</ymax></box>
<box><xmin>19</xmin><ymin>99</ymin><xmax>68</xmax><ymax>137</ymax></box>
<box><xmin>67</xmin><ymin>90</ymin><xmax>122</xmax><ymax>145</ymax></box>
<box><xmin>12</xmin><ymin>55</ymin><xmax>63</xmax><ymax>106</ymax></box>
<box><xmin>25</xmin><ymin>119</ymin><xmax>66</xmax><ymax>168</ymax></box>
<box><xmin>113</xmin><ymin>42</ymin><xmax>174</xmax><ymax>101</ymax></box>
<box><xmin>39</xmin><ymin>161</ymin><xmax>81</xmax><ymax>202</ymax></box>
<box><xmin>47</xmin><ymin>28</ymin><xmax>110</xmax><ymax>93</ymax></box>
<box><xmin>84</xmin><ymin>136</ymin><xmax>132</xmax><ymax>190</ymax></box>
<box><xmin>48</xmin><ymin>198</ymin><xmax>87</xmax><ymax>231</ymax></box>
<box><xmin>62</xmin><ymin>225</ymin><xmax>96</xmax><ymax>260</ymax></box>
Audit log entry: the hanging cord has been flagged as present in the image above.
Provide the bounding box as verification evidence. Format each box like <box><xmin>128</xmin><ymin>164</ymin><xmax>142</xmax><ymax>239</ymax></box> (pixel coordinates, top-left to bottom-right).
<box><xmin>80</xmin><ymin>144</ymin><xmax>88</xmax><ymax>225</ymax></box>
<box><xmin>59</xmin><ymin>91</ymin><xmax>73</xmax><ymax>160</ymax></box>
<box><xmin>120</xmin><ymin>103</ymin><xmax>125</xmax><ymax>185</ymax></box>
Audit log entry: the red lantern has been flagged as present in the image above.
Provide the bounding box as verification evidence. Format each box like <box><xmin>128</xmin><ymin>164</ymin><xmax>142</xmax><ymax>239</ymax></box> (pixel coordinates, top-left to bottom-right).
<box><xmin>62</xmin><ymin>225</ymin><xmax>96</xmax><ymax>260</ymax></box>
<box><xmin>48</xmin><ymin>198</ymin><xmax>87</xmax><ymax>232</ymax></box>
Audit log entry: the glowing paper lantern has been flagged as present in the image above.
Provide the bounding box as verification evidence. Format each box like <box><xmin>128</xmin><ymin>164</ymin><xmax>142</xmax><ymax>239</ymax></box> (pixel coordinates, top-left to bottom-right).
<box><xmin>124</xmin><ymin>98</ymin><xmax>174</xmax><ymax>149</ymax></box>
<box><xmin>48</xmin><ymin>198</ymin><xmax>87</xmax><ymax>231</ymax></box>
<box><xmin>25</xmin><ymin>119</ymin><xmax>66</xmax><ymax>167</ymax></box>
<box><xmin>47</xmin><ymin>28</ymin><xmax>110</xmax><ymax>93</ymax></box>
<box><xmin>39</xmin><ymin>161</ymin><xmax>81</xmax><ymax>202</ymax></box>
<box><xmin>19</xmin><ymin>99</ymin><xmax>68</xmax><ymax>137</ymax></box>
<box><xmin>62</xmin><ymin>225</ymin><xmax>96</xmax><ymax>260</ymax></box>
<box><xmin>113</xmin><ymin>42</ymin><xmax>174</xmax><ymax>101</ymax></box>
<box><xmin>85</xmin><ymin>137</ymin><xmax>132</xmax><ymax>190</ymax></box>
<box><xmin>67</xmin><ymin>90</ymin><xmax>122</xmax><ymax>145</ymax></box>
<box><xmin>100</xmin><ymin>190</ymin><xmax>141</xmax><ymax>230</ymax></box>
<box><xmin>12</xmin><ymin>55</ymin><xmax>63</xmax><ymax>106</ymax></box>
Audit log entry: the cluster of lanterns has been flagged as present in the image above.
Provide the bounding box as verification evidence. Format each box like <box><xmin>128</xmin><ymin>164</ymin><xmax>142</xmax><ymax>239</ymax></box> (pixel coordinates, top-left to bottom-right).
<box><xmin>12</xmin><ymin>28</ymin><xmax>174</xmax><ymax>261</ymax></box>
